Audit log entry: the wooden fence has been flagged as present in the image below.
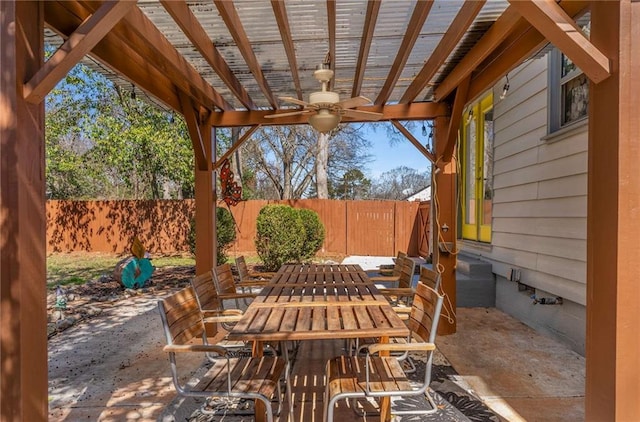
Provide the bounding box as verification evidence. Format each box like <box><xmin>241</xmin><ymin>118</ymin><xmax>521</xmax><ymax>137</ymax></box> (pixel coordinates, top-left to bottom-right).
<box><xmin>47</xmin><ymin>199</ymin><xmax>428</xmax><ymax>257</ymax></box>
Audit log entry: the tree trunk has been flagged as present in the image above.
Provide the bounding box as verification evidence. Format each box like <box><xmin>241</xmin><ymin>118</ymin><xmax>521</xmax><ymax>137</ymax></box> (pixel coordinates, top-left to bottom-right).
<box><xmin>316</xmin><ymin>132</ymin><xmax>329</xmax><ymax>198</ymax></box>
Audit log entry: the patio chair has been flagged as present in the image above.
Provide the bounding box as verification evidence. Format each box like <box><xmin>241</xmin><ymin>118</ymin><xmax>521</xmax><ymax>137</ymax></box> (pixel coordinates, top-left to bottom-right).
<box><xmin>419</xmin><ymin>266</ymin><xmax>441</xmax><ymax>291</ymax></box>
<box><xmin>158</xmin><ymin>287</ymin><xmax>292</xmax><ymax>422</ymax></box>
<box><xmin>235</xmin><ymin>255</ymin><xmax>275</xmax><ymax>293</ymax></box>
<box><xmin>368</xmin><ymin>251</ymin><xmax>407</xmax><ymax>283</ymax></box>
<box><xmin>324</xmin><ymin>283</ymin><xmax>444</xmax><ymax>421</ymax></box>
<box><xmin>377</xmin><ymin>255</ymin><xmax>416</xmax><ymax>306</ymax></box>
<box><xmin>213</xmin><ymin>263</ymin><xmax>263</xmax><ymax>308</ymax></box>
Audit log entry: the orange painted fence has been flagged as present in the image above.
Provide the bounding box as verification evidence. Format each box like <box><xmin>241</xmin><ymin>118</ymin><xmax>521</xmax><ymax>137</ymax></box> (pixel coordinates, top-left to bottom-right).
<box><xmin>47</xmin><ymin>199</ymin><xmax>430</xmax><ymax>257</ymax></box>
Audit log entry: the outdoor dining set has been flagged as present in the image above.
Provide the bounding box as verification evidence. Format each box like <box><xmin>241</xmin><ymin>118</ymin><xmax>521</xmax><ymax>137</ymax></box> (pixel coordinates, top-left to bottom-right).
<box><xmin>157</xmin><ymin>254</ymin><xmax>444</xmax><ymax>422</ymax></box>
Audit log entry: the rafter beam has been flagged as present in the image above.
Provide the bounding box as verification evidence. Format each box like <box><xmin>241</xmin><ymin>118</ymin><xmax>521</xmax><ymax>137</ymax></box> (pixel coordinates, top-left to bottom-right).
<box><xmin>271</xmin><ymin>0</ymin><xmax>303</xmax><ymax>101</ymax></box>
<box><xmin>508</xmin><ymin>0</ymin><xmax>610</xmax><ymax>84</ymax></box>
<box><xmin>180</xmin><ymin>92</ymin><xmax>208</xmax><ymax>171</ymax></box>
<box><xmin>208</xmin><ymin>102</ymin><xmax>449</xmax><ymax>128</ymax></box>
<box><xmin>352</xmin><ymin>0</ymin><xmax>381</xmax><ymax>98</ymax></box>
<box><xmin>400</xmin><ymin>1</ymin><xmax>485</xmax><ymax>104</ymax></box>
<box><xmin>467</xmin><ymin>1</ymin><xmax>589</xmax><ymax>102</ymax></box>
<box><xmin>212</xmin><ymin>125</ymin><xmax>261</xmax><ymax>172</ymax></box>
<box><xmin>441</xmin><ymin>76</ymin><xmax>470</xmax><ymax>164</ymax></box>
<box><xmin>24</xmin><ymin>0</ymin><xmax>136</xmax><ymax>104</ymax></box>
<box><xmin>162</xmin><ymin>0</ymin><xmax>256</xmax><ymax>110</ymax></box>
<box><xmin>390</xmin><ymin>121</ymin><xmax>436</xmax><ymax>164</ymax></box>
<box><xmin>44</xmin><ymin>1</ymin><xmax>182</xmax><ymax>112</ymax></box>
<box><xmin>327</xmin><ymin>0</ymin><xmax>336</xmax><ymax>91</ymax></box>
<box><xmin>434</xmin><ymin>6</ymin><xmax>522</xmax><ymax>102</ymax></box>
<box><xmin>375</xmin><ymin>0</ymin><xmax>434</xmax><ymax>105</ymax></box>
<box><xmin>214</xmin><ymin>0</ymin><xmax>278</xmax><ymax>109</ymax></box>
<box><xmin>72</xmin><ymin>0</ymin><xmax>233</xmax><ymax>111</ymax></box>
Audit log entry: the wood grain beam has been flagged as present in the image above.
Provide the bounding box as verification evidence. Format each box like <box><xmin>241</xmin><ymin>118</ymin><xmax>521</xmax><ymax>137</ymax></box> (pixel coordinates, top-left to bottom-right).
<box><xmin>467</xmin><ymin>1</ymin><xmax>589</xmax><ymax>102</ymax></box>
<box><xmin>207</xmin><ymin>102</ymin><xmax>449</xmax><ymax>127</ymax></box>
<box><xmin>214</xmin><ymin>0</ymin><xmax>278</xmax><ymax>109</ymax></box>
<box><xmin>400</xmin><ymin>1</ymin><xmax>485</xmax><ymax>103</ymax></box>
<box><xmin>375</xmin><ymin>1</ymin><xmax>434</xmax><ymax>105</ymax></box>
<box><xmin>390</xmin><ymin>121</ymin><xmax>436</xmax><ymax>163</ymax></box>
<box><xmin>441</xmin><ymin>76</ymin><xmax>469</xmax><ymax>164</ymax></box>
<box><xmin>212</xmin><ymin>125</ymin><xmax>261</xmax><ymax>172</ymax></box>
<box><xmin>44</xmin><ymin>1</ymin><xmax>182</xmax><ymax>112</ymax></box>
<box><xmin>508</xmin><ymin>0</ymin><xmax>610</xmax><ymax>84</ymax></box>
<box><xmin>434</xmin><ymin>6</ymin><xmax>522</xmax><ymax>102</ymax></box>
<box><xmin>162</xmin><ymin>0</ymin><xmax>256</xmax><ymax>110</ymax></box>
<box><xmin>180</xmin><ymin>92</ymin><xmax>208</xmax><ymax>171</ymax></box>
<box><xmin>271</xmin><ymin>0</ymin><xmax>303</xmax><ymax>101</ymax></box>
<box><xmin>327</xmin><ymin>0</ymin><xmax>336</xmax><ymax>91</ymax></box>
<box><xmin>352</xmin><ymin>0</ymin><xmax>381</xmax><ymax>98</ymax></box>
<box><xmin>24</xmin><ymin>0</ymin><xmax>135</xmax><ymax>104</ymax></box>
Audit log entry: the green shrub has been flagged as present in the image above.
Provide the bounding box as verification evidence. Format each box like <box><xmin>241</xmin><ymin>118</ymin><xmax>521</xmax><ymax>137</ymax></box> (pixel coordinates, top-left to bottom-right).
<box><xmin>255</xmin><ymin>205</ymin><xmax>305</xmax><ymax>271</ymax></box>
<box><xmin>298</xmin><ymin>208</ymin><xmax>325</xmax><ymax>260</ymax></box>
<box><xmin>188</xmin><ymin>207</ymin><xmax>237</xmax><ymax>264</ymax></box>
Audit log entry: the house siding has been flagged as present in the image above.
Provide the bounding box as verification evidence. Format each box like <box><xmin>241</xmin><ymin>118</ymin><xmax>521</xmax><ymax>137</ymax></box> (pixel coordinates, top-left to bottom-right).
<box><xmin>461</xmin><ymin>55</ymin><xmax>588</xmax><ymax>355</ymax></box>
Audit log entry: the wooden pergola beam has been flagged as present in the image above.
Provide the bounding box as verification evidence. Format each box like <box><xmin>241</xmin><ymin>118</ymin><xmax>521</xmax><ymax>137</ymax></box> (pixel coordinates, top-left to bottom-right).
<box><xmin>214</xmin><ymin>0</ymin><xmax>278</xmax><ymax>109</ymax></box>
<box><xmin>24</xmin><ymin>0</ymin><xmax>136</xmax><ymax>104</ymax></box>
<box><xmin>441</xmin><ymin>75</ymin><xmax>470</xmax><ymax>164</ymax></box>
<box><xmin>434</xmin><ymin>6</ymin><xmax>522</xmax><ymax>102</ymax></box>
<box><xmin>271</xmin><ymin>0</ymin><xmax>303</xmax><ymax>102</ymax></box>
<box><xmin>162</xmin><ymin>0</ymin><xmax>256</xmax><ymax>110</ymax></box>
<box><xmin>44</xmin><ymin>1</ymin><xmax>182</xmax><ymax>112</ymax></box>
<box><xmin>375</xmin><ymin>0</ymin><xmax>434</xmax><ymax>105</ymax></box>
<box><xmin>351</xmin><ymin>0</ymin><xmax>380</xmax><ymax>98</ymax></box>
<box><xmin>508</xmin><ymin>0</ymin><xmax>610</xmax><ymax>84</ymax></box>
<box><xmin>212</xmin><ymin>125</ymin><xmax>261</xmax><ymax>172</ymax></box>
<box><xmin>390</xmin><ymin>120</ymin><xmax>436</xmax><ymax>164</ymax></box>
<box><xmin>467</xmin><ymin>1</ymin><xmax>589</xmax><ymax>102</ymax></box>
<box><xmin>400</xmin><ymin>0</ymin><xmax>485</xmax><ymax>104</ymax></box>
<box><xmin>180</xmin><ymin>92</ymin><xmax>208</xmax><ymax>171</ymax></box>
<box><xmin>207</xmin><ymin>102</ymin><xmax>449</xmax><ymax>127</ymax></box>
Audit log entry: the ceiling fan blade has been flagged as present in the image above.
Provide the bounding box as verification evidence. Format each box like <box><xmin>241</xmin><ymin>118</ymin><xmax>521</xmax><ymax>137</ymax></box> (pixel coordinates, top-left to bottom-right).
<box><xmin>336</xmin><ymin>96</ymin><xmax>371</xmax><ymax>109</ymax></box>
<box><xmin>264</xmin><ymin>110</ymin><xmax>313</xmax><ymax>119</ymax></box>
<box><xmin>342</xmin><ymin>109</ymin><xmax>384</xmax><ymax>121</ymax></box>
<box><xmin>279</xmin><ymin>96</ymin><xmax>309</xmax><ymax>107</ymax></box>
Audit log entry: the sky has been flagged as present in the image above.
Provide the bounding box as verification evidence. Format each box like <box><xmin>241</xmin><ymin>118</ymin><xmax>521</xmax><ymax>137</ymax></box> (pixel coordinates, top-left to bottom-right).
<box><xmin>360</xmin><ymin>123</ymin><xmax>434</xmax><ymax>179</ymax></box>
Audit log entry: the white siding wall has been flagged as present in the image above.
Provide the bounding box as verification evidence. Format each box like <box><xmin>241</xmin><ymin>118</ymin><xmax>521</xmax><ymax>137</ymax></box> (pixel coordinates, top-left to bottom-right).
<box><xmin>461</xmin><ymin>55</ymin><xmax>588</xmax><ymax>353</ymax></box>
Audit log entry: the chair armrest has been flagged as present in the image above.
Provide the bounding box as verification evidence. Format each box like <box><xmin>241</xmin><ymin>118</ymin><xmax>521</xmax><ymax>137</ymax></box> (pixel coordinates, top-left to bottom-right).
<box><xmin>203</xmin><ymin>313</ymin><xmax>243</xmax><ymax>324</ymax></box>
<box><xmin>367</xmin><ymin>342</ymin><xmax>435</xmax><ymax>354</ymax></box>
<box><xmin>249</xmin><ymin>271</ymin><xmax>277</xmax><ymax>278</ymax></box>
<box><xmin>218</xmin><ymin>292</ymin><xmax>256</xmax><ymax>300</ymax></box>
<box><xmin>163</xmin><ymin>344</ymin><xmax>228</xmax><ymax>354</ymax></box>
<box><xmin>379</xmin><ymin>287</ymin><xmax>415</xmax><ymax>296</ymax></box>
<box><xmin>237</xmin><ymin>280</ymin><xmax>271</xmax><ymax>287</ymax></box>
<box><xmin>392</xmin><ymin>306</ymin><xmax>411</xmax><ymax>320</ymax></box>
<box><xmin>369</xmin><ymin>275</ymin><xmax>400</xmax><ymax>283</ymax></box>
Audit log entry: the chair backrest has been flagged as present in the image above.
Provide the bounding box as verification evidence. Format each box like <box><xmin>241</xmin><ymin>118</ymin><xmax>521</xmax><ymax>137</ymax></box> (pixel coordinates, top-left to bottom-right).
<box><xmin>235</xmin><ymin>256</ymin><xmax>250</xmax><ymax>281</ymax></box>
<box><xmin>419</xmin><ymin>266</ymin><xmax>441</xmax><ymax>291</ymax></box>
<box><xmin>158</xmin><ymin>286</ymin><xmax>206</xmax><ymax>347</ymax></box>
<box><xmin>397</xmin><ymin>256</ymin><xmax>416</xmax><ymax>289</ymax></box>
<box><xmin>389</xmin><ymin>251</ymin><xmax>408</xmax><ymax>277</ymax></box>
<box><xmin>190</xmin><ymin>271</ymin><xmax>221</xmax><ymax>312</ymax></box>
<box><xmin>408</xmin><ymin>283</ymin><xmax>444</xmax><ymax>344</ymax></box>
<box><xmin>213</xmin><ymin>263</ymin><xmax>237</xmax><ymax>294</ymax></box>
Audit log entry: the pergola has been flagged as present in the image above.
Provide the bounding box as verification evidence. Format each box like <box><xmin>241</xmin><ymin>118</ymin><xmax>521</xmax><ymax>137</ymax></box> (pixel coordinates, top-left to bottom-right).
<box><xmin>1</xmin><ymin>0</ymin><xmax>638</xmax><ymax>420</ymax></box>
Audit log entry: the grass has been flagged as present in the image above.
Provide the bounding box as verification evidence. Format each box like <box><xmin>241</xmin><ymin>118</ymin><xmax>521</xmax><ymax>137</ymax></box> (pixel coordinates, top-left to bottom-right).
<box><xmin>47</xmin><ymin>252</ymin><xmax>195</xmax><ymax>289</ymax></box>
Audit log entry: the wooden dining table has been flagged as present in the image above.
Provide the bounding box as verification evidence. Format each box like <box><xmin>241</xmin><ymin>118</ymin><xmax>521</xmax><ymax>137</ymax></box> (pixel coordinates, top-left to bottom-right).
<box><xmin>227</xmin><ymin>263</ymin><xmax>410</xmax><ymax>421</ymax></box>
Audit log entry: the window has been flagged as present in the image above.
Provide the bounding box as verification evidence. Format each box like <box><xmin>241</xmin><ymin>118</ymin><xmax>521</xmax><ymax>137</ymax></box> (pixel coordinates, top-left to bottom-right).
<box><xmin>548</xmin><ymin>21</ymin><xmax>590</xmax><ymax>133</ymax></box>
<box><xmin>461</xmin><ymin>93</ymin><xmax>493</xmax><ymax>243</ymax></box>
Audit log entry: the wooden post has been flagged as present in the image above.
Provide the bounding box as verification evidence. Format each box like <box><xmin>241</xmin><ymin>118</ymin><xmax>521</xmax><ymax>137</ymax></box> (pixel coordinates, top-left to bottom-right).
<box><xmin>433</xmin><ymin>116</ymin><xmax>456</xmax><ymax>334</ymax></box>
<box><xmin>586</xmin><ymin>1</ymin><xmax>640</xmax><ymax>420</ymax></box>
<box><xmin>194</xmin><ymin>123</ymin><xmax>216</xmax><ymax>275</ymax></box>
<box><xmin>0</xmin><ymin>1</ymin><xmax>48</xmax><ymax>420</ymax></box>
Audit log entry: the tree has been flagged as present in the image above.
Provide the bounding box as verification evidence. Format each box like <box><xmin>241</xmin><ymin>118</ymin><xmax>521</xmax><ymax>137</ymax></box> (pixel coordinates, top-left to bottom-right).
<box><xmin>370</xmin><ymin>166</ymin><xmax>431</xmax><ymax>200</ymax></box>
<box><xmin>45</xmin><ymin>62</ymin><xmax>195</xmax><ymax>199</ymax></box>
<box><xmin>330</xmin><ymin>169</ymin><xmax>371</xmax><ymax>200</ymax></box>
<box><xmin>241</xmin><ymin>124</ymin><xmax>372</xmax><ymax>200</ymax></box>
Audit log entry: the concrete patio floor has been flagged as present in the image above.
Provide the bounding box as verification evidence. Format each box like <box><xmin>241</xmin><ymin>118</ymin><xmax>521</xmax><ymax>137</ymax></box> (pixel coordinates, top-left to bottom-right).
<box><xmin>48</xmin><ymin>284</ymin><xmax>585</xmax><ymax>421</ymax></box>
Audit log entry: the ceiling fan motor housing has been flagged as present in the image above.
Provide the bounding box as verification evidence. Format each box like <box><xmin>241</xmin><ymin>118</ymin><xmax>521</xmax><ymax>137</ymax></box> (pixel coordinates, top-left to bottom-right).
<box><xmin>309</xmin><ymin>90</ymin><xmax>339</xmax><ymax>106</ymax></box>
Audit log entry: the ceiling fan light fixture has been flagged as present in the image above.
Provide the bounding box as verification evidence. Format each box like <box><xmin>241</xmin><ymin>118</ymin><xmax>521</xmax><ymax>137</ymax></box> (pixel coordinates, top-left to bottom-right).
<box><xmin>309</xmin><ymin>109</ymin><xmax>340</xmax><ymax>133</ymax></box>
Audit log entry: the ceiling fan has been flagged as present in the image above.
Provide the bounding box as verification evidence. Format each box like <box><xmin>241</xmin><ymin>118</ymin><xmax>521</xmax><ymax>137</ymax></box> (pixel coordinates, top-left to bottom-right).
<box><xmin>265</xmin><ymin>64</ymin><xmax>383</xmax><ymax>133</ymax></box>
